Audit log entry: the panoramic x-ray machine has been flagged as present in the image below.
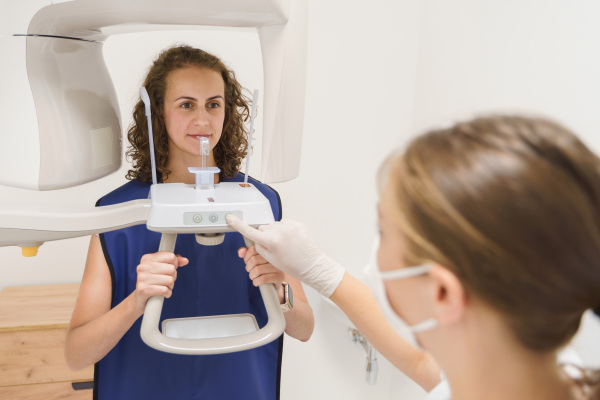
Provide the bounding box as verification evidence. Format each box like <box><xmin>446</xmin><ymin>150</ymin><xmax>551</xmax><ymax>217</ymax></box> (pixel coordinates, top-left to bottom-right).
<box><xmin>0</xmin><ymin>0</ymin><xmax>306</xmax><ymax>355</ymax></box>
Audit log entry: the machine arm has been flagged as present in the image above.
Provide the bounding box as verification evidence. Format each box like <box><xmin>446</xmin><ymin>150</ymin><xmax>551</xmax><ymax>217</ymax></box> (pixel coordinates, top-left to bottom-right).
<box><xmin>0</xmin><ymin>0</ymin><xmax>306</xmax><ymax>190</ymax></box>
<box><xmin>0</xmin><ymin>199</ymin><xmax>150</xmax><ymax>251</ymax></box>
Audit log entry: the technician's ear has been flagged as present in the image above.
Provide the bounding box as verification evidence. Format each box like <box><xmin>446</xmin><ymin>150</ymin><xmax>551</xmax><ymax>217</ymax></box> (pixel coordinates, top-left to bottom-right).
<box><xmin>428</xmin><ymin>265</ymin><xmax>467</xmax><ymax>326</ymax></box>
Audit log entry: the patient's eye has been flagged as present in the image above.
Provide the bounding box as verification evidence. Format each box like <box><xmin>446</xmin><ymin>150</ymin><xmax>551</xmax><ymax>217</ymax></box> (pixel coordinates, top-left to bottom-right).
<box><xmin>181</xmin><ymin>102</ymin><xmax>193</xmax><ymax>109</ymax></box>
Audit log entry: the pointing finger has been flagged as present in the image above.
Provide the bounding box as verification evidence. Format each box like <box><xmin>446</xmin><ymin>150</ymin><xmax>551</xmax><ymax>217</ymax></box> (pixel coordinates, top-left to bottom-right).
<box><xmin>226</xmin><ymin>214</ymin><xmax>266</xmax><ymax>245</ymax></box>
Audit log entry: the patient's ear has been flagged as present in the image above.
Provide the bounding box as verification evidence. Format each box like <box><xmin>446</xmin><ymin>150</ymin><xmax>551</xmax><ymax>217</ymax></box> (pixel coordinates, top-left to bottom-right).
<box><xmin>428</xmin><ymin>265</ymin><xmax>467</xmax><ymax>326</ymax></box>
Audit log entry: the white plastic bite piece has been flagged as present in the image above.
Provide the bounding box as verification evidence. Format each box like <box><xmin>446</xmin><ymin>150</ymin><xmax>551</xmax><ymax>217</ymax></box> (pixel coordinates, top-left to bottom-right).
<box><xmin>188</xmin><ymin>137</ymin><xmax>220</xmax><ymax>191</ymax></box>
<box><xmin>188</xmin><ymin>167</ymin><xmax>220</xmax><ymax>191</ymax></box>
<box><xmin>200</xmin><ymin>136</ymin><xmax>209</xmax><ymax>169</ymax></box>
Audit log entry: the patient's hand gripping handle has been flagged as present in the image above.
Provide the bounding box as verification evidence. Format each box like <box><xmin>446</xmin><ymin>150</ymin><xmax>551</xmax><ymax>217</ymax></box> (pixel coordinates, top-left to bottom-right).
<box><xmin>140</xmin><ymin>233</ymin><xmax>286</xmax><ymax>355</ymax></box>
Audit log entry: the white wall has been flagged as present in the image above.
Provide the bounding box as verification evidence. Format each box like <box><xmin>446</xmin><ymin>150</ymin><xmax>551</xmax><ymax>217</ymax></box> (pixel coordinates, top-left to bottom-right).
<box><xmin>412</xmin><ymin>0</ymin><xmax>600</xmax><ymax>368</ymax></box>
<box><xmin>413</xmin><ymin>0</ymin><xmax>600</xmax><ymax>141</ymax></box>
<box><xmin>273</xmin><ymin>2</ymin><xmax>426</xmax><ymax>398</ymax></box>
<box><xmin>1</xmin><ymin>1</ymin><xmax>600</xmax><ymax>399</ymax></box>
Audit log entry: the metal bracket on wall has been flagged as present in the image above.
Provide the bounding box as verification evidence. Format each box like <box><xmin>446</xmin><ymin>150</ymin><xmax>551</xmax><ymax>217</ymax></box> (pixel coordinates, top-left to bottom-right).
<box><xmin>348</xmin><ymin>328</ymin><xmax>378</xmax><ymax>385</ymax></box>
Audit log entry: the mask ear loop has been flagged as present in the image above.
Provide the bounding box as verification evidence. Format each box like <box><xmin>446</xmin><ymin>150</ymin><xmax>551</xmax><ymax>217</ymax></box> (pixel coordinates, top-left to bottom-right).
<box><xmin>408</xmin><ymin>318</ymin><xmax>439</xmax><ymax>333</ymax></box>
<box><xmin>380</xmin><ymin>264</ymin><xmax>431</xmax><ymax>281</ymax></box>
<box><xmin>379</xmin><ymin>263</ymin><xmax>439</xmax><ymax>334</ymax></box>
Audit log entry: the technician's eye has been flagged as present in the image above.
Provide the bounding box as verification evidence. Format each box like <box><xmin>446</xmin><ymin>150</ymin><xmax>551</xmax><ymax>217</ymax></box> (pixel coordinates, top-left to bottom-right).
<box><xmin>180</xmin><ymin>102</ymin><xmax>193</xmax><ymax>109</ymax></box>
<box><xmin>207</xmin><ymin>102</ymin><xmax>221</xmax><ymax>109</ymax></box>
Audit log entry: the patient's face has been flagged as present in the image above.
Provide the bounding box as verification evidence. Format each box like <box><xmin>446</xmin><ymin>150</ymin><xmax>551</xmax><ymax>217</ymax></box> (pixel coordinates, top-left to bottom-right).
<box><xmin>162</xmin><ymin>66</ymin><xmax>226</xmax><ymax>165</ymax></box>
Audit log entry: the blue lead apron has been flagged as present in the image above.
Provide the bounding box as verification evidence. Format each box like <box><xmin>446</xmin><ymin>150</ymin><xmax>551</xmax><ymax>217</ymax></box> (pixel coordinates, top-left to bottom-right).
<box><xmin>94</xmin><ymin>175</ymin><xmax>283</xmax><ymax>400</ymax></box>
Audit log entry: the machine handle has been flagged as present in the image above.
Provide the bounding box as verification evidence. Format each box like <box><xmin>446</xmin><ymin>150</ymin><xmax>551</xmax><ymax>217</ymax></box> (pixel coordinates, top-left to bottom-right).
<box><xmin>140</xmin><ymin>233</ymin><xmax>286</xmax><ymax>355</ymax></box>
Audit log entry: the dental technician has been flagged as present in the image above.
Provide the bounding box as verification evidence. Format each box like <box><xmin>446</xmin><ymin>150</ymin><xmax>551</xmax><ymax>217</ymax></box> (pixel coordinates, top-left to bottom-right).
<box><xmin>65</xmin><ymin>45</ymin><xmax>314</xmax><ymax>400</ymax></box>
<box><xmin>229</xmin><ymin>115</ymin><xmax>600</xmax><ymax>400</ymax></box>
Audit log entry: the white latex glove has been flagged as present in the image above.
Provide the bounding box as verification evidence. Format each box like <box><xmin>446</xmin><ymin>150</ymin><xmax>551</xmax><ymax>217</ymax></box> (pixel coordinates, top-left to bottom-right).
<box><xmin>226</xmin><ymin>215</ymin><xmax>345</xmax><ymax>297</ymax></box>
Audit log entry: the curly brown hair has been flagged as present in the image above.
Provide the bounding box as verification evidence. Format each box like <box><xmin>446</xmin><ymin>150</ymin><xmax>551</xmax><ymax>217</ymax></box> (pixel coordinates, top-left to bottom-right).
<box><xmin>126</xmin><ymin>45</ymin><xmax>250</xmax><ymax>182</ymax></box>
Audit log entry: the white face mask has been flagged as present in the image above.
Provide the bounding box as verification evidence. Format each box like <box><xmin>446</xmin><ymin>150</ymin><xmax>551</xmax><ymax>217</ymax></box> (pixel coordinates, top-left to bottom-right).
<box><xmin>379</xmin><ymin>265</ymin><xmax>439</xmax><ymax>333</ymax></box>
<box><xmin>362</xmin><ymin>238</ymin><xmax>439</xmax><ymax>346</ymax></box>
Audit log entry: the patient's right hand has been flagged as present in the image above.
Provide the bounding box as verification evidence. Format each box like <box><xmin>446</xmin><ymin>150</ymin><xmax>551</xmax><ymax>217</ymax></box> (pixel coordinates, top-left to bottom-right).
<box><xmin>134</xmin><ymin>252</ymin><xmax>189</xmax><ymax>313</ymax></box>
<box><xmin>226</xmin><ymin>215</ymin><xmax>345</xmax><ymax>298</ymax></box>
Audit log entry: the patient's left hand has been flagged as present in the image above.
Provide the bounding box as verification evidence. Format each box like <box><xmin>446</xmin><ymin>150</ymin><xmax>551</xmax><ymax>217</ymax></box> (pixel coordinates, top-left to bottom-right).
<box><xmin>238</xmin><ymin>246</ymin><xmax>285</xmax><ymax>301</ymax></box>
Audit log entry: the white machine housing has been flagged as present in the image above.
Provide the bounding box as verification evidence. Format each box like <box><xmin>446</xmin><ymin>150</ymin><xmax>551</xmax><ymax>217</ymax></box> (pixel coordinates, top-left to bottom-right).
<box><xmin>147</xmin><ymin>183</ymin><xmax>274</xmax><ymax>234</ymax></box>
<box><xmin>0</xmin><ymin>0</ymin><xmax>306</xmax><ymax>189</ymax></box>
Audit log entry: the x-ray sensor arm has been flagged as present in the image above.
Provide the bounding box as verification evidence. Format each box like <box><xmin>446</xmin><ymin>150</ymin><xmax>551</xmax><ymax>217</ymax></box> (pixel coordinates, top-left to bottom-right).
<box><xmin>0</xmin><ymin>200</ymin><xmax>150</xmax><ymax>253</ymax></box>
<box><xmin>1</xmin><ymin>0</ymin><xmax>306</xmax><ymax>190</ymax></box>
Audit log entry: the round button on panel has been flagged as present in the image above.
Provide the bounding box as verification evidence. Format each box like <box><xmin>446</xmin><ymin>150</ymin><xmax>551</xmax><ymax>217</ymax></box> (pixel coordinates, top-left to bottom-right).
<box><xmin>193</xmin><ymin>214</ymin><xmax>202</xmax><ymax>223</ymax></box>
<box><xmin>209</xmin><ymin>213</ymin><xmax>219</xmax><ymax>223</ymax></box>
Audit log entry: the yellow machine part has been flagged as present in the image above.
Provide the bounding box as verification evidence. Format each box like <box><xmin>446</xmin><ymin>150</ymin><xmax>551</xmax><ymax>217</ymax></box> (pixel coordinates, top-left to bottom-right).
<box><xmin>21</xmin><ymin>246</ymin><xmax>40</xmax><ymax>257</ymax></box>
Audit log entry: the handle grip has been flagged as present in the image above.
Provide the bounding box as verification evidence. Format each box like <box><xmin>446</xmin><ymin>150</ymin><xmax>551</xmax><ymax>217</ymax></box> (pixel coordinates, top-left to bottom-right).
<box><xmin>139</xmin><ymin>233</ymin><xmax>285</xmax><ymax>355</ymax></box>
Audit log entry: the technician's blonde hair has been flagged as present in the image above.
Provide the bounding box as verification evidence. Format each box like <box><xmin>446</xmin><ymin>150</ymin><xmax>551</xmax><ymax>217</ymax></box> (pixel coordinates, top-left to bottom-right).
<box><xmin>381</xmin><ymin>115</ymin><xmax>600</xmax><ymax>397</ymax></box>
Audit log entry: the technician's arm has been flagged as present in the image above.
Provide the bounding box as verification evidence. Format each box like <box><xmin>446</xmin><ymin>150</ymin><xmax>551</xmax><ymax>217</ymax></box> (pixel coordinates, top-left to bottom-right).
<box><xmin>65</xmin><ymin>235</ymin><xmax>186</xmax><ymax>371</ymax></box>
<box><xmin>226</xmin><ymin>215</ymin><xmax>441</xmax><ymax>391</ymax></box>
<box><xmin>239</xmin><ymin>246</ymin><xmax>314</xmax><ymax>341</ymax></box>
<box><xmin>330</xmin><ymin>272</ymin><xmax>441</xmax><ymax>391</ymax></box>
